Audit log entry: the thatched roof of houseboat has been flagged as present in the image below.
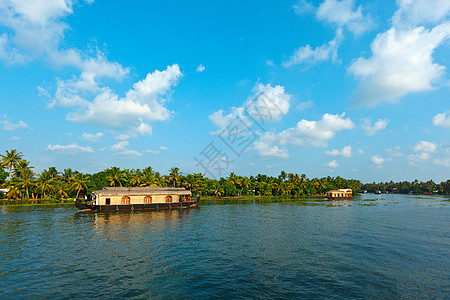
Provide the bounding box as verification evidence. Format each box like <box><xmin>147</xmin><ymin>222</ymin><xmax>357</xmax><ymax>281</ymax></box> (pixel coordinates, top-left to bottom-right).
<box><xmin>93</xmin><ymin>187</ymin><xmax>191</xmax><ymax>196</ymax></box>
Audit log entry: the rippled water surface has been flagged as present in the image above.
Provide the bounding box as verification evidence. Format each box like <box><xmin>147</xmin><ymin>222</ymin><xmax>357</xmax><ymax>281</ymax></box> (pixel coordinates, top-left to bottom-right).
<box><xmin>1</xmin><ymin>194</ymin><xmax>449</xmax><ymax>299</ymax></box>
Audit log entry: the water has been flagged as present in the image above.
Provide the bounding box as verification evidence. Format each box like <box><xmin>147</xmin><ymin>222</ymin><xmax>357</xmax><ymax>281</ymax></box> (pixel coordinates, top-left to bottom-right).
<box><xmin>0</xmin><ymin>194</ymin><xmax>449</xmax><ymax>299</ymax></box>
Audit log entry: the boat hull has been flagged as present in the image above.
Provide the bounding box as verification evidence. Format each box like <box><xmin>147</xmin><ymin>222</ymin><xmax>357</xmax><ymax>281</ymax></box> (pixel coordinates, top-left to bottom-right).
<box><xmin>75</xmin><ymin>199</ymin><xmax>198</xmax><ymax>211</ymax></box>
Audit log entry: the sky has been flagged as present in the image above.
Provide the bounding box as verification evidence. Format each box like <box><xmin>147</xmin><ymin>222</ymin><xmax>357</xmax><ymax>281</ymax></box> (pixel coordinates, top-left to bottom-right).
<box><xmin>0</xmin><ymin>0</ymin><xmax>449</xmax><ymax>183</ymax></box>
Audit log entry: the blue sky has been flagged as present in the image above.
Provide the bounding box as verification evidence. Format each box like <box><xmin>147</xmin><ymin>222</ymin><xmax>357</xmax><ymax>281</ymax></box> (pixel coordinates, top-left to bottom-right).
<box><xmin>0</xmin><ymin>0</ymin><xmax>449</xmax><ymax>183</ymax></box>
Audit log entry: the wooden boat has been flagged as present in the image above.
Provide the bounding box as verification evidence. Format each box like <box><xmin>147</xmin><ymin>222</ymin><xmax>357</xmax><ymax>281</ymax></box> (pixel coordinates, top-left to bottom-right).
<box><xmin>325</xmin><ymin>189</ymin><xmax>352</xmax><ymax>200</ymax></box>
<box><xmin>75</xmin><ymin>187</ymin><xmax>198</xmax><ymax>211</ymax></box>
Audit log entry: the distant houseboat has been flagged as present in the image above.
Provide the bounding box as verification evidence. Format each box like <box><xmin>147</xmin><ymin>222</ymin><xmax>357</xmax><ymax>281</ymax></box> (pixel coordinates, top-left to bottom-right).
<box><xmin>75</xmin><ymin>187</ymin><xmax>197</xmax><ymax>211</ymax></box>
<box><xmin>325</xmin><ymin>189</ymin><xmax>352</xmax><ymax>199</ymax></box>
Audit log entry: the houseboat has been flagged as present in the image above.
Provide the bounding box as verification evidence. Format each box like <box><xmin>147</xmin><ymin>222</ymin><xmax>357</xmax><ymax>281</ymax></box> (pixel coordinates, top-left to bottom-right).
<box><xmin>75</xmin><ymin>187</ymin><xmax>198</xmax><ymax>211</ymax></box>
<box><xmin>325</xmin><ymin>189</ymin><xmax>353</xmax><ymax>200</ymax></box>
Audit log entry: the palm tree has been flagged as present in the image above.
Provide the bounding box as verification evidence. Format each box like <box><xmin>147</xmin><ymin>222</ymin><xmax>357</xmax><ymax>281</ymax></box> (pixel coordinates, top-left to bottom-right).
<box><xmin>55</xmin><ymin>182</ymin><xmax>69</xmax><ymax>200</ymax></box>
<box><xmin>169</xmin><ymin>167</ymin><xmax>182</xmax><ymax>187</ymax></box>
<box><xmin>71</xmin><ymin>172</ymin><xmax>90</xmax><ymax>199</ymax></box>
<box><xmin>278</xmin><ymin>171</ymin><xmax>287</xmax><ymax>182</ymax></box>
<box><xmin>129</xmin><ymin>169</ymin><xmax>142</xmax><ymax>187</ymax></box>
<box><xmin>47</xmin><ymin>167</ymin><xmax>59</xmax><ymax>179</ymax></box>
<box><xmin>20</xmin><ymin>169</ymin><xmax>35</xmax><ymax>200</ymax></box>
<box><xmin>106</xmin><ymin>167</ymin><xmax>126</xmax><ymax>187</ymax></box>
<box><xmin>15</xmin><ymin>159</ymin><xmax>33</xmax><ymax>180</ymax></box>
<box><xmin>61</xmin><ymin>168</ymin><xmax>74</xmax><ymax>184</ymax></box>
<box><xmin>37</xmin><ymin>171</ymin><xmax>53</xmax><ymax>199</ymax></box>
<box><xmin>0</xmin><ymin>149</ymin><xmax>24</xmax><ymax>180</ymax></box>
<box><xmin>5</xmin><ymin>180</ymin><xmax>22</xmax><ymax>199</ymax></box>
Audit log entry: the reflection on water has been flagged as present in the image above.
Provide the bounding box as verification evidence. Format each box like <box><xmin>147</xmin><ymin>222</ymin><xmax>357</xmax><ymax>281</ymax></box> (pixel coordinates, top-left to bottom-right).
<box><xmin>0</xmin><ymin>194</ymin><xmax>449</xmax><ymax>299</ymax></box>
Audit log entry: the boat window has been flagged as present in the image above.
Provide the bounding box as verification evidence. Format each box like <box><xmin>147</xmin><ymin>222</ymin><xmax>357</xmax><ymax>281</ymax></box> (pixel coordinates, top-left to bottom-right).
<box><xmin>165</xmin><ymin>195</ymin><xmax>172</xmax><ymax>203</ymax></box>
<box><xmin>144</xmin><ymin>196</ymin><xmax>152</xmax><ymax>204</ymax></box>
<box><xmin>106</xmin><ymin>198</ymin><xmax>111</xmax><ymax>205</ymax></box>
<box><xmin>122</xmin><ymin>196</ymin><xmax>130</xmax><ymax>205</ymax></box>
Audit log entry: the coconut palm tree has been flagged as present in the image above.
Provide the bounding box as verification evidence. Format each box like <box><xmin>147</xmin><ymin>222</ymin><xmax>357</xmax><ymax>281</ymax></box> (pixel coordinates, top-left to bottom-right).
<box><xmin>61</xmin><ymin>168</ymin><xmax>74</xmax><ymax>184</ymax></box>
<box><xmin>169</xmin><ymin>167</ymin><xmax>182</xmax><ymax>187</ymax></box>
<box><xmin>106</xmin><ymin>167</ymin><xmax>126</xmax><ymax>187</ymax></box>
<box><xmin>71</xmin><ymin>172</ymin><xmax>90</xmax><ymax>199</ymax></box>
<box><xmin>37</xmin><ymin>170</ymin><xmax>53</xmax><ymax>199</ymax></box>
<box><xmin>5</xmin><ymin>180</ymin><xmax>22</xmax><ymax>199</ymax></box>
<box><xmin>55</xmin><ymin>182</ymin><xmax>69</xmax><ymax>200</ymax></box>
<box><xmin>15</xmin><ymin>159</ymin><xmax>33</xmax><ymax>180</ymax></box>
<box><xmin>129</xmin><ymin>169</ymin><xmax>142</xmax><ymax>187</ymax></box>
<box><xmin>0</xmin><ymin>149</ymin><xmax>24</xmax><ymax>180</ymax></box>
<box><xmin>20</xmin><ymin>169</ymin><xmax>35</xmax><ymax>200</ymax></box>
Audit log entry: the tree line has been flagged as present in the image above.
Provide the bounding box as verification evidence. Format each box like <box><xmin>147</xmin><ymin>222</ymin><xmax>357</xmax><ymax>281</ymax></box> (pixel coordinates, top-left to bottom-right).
<box><xmin>361</xmin><ymin>180</ymin><xmax>450</xmax><ymax>195</ymax></box>
<box><xmin>0</xmin><ymin>149</ymin><xmax>363</xmax><ymax>200</ymax></box>
<box><xmin>0</xmin><ymin>149</ymin><xmax>448</xmax><ymax>201</ymax></box>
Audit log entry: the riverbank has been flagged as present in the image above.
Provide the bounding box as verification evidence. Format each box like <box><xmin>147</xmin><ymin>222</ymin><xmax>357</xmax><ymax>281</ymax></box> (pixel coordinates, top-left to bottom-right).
<box><xmin>0</xmin><ymin>199</ymin><xmax>74</xmax><ymax>206</ymax></box>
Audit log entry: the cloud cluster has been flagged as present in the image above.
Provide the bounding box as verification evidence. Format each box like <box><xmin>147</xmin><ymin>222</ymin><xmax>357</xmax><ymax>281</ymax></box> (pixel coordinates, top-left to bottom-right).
<box><xmin>196</xmin><ymin>64</ymin><xmax>205</xmax><ymax>73</ymax></box>
<box><xmin>1</xmin><ymin>1</ymin><xmax>182</xmax><ymax>136</ymax></box>
<box><xmin>1</xmin><ymin>115</ymin><xmax>28</xmax><ymax>131</ymax></box>
<box><xmin>371</xmin><ymin>155</ymin><xmax>385</xmax><ymax>165</ymax></box>
<box><xmin>348</xmin><ymin>1</ymin><xmax>450</xmax><ymax>107</ymax></box>
<box><xmin>325</xmin><ymin>145</ymin><xmax>352</xmax><ymax>157</ymax></box>
<box><xmin>433</xmin><ymin>112</ymin><xmax>450</xmax><ymax>128</ymax></box>
<box><xmin>287</xmin><ymin>0</ymin><xmax>372</xmax><ymax>68</ymax></box>
<box><xmin>407</xmin><ymin>140</ymin><xmax>437</xmax><ymax>164</ymax></box>
<box><xmin>209</xmin><ymin>83</ymin><xmax>292</xmax><ymax>131</ymax></box>
<box><xmin>47</xmin><ymin>143</ymin><xmax>93</xmax><ymax>153</ymax></box>
<box><xmin>325</xmin><ymin>160</ymin><xmax>338</xmax><ymax>168</ymax></box>
<box><xmin>61</xmin><ymin>64</ymin><xmax>182</xmax><ymax>134</ymax></box>
<box><xmin>361</xmin><ymin>118</ymin><xmax>389</xmax><ymax>135</ymax></box>
<box><xmin>316</xmin><ymin>0</ymin><xmax>372</xmax><ymax>35</ymax></box>
<box><xmin>109</xmin><ymin>140</ymin><xmax>141</xmax><ymax>157</ymax></box>
<box><xmin>82</xmin><ymin>132</ymin><xmax>104</xmax><ymax>142</ymax></box>
<box><xmin>283</xmin><ymin>29</ymin><xmax>343</xmax><ymax>67</ymax></box>
<box><xmin>254</xmin><ymin>113</ymin><xmax>354</xmax><ymax>158</ymax></box>
<box><xmin>293</xmin><ymin>0</ymin><xmax>372</xmax><ymax>34</ymax></box>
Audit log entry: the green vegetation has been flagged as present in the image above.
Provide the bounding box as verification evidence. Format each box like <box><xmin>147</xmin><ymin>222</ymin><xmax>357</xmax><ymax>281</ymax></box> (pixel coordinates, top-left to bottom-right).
<box><xmin>361</xmin><ymin>180</ymin><xmax>450</xmax><ymax>195</ymax></box>
<box><xmin>0</xmin><ymin>149</ymin><xmax>362</xmax><ymax>204</ymax></box>
<box><xmin>1</xmin><ymin>149</ymin><xmax>448</xmax><ymax>205</ymax></box>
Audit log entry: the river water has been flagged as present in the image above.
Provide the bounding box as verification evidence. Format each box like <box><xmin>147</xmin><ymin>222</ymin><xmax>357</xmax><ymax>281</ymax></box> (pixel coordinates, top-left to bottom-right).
<box><xmin>0</xmin><ymin>194</ymin><xmax>449</xmax><ymax>299</ymax></box>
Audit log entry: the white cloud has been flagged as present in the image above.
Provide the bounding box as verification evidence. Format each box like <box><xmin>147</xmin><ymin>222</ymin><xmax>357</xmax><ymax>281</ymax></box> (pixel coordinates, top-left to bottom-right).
<box><xmin>293</xmin><ymin>0</ymin><xmax>315</xmax><ymax>16</ymax></box>
<box><xmin>432</xmin><ymin>158</ymin><xmax>450</xmax><ymax>167</ymax></box>
<box><xmin>1</xmin><ymin>115</ymin><xmax>28</xmax><ymax>131</ymax></box>
<box><xmin>196</xmin><ymin>64</ymin><xmax>205</xmax><ymax>73</ymax></box>
<box><xmin>283</xmin><ymin>29</ymin><xmax>343</xmax><ymax>67</ymax></box>
<box><xmin>325</xmin><ymin>160</ymin><xmax>338</xmax><ymax>168</ymax></box>
<box><xmin>362</xmin><ymin>118</ymin><xmax>389</xmax><ymax>135</ymax></box>
<box><xmin>0</xmin><ymin>33</ymin><xmax>28</xmax><ymax>64</ymax></box>
<box><xmin>325</xmin><ymin>145</ymin><xmax>352</xmax><ymax>157</ymax></box>
<box><xmin>115</xmin><ymin>134</ymin><xmax>130</xmax><ymax>141</ymax></box>
<box><xmin>407</xmin><ymin>141</ymin><xmax>437</xmax><ymax>165</ymax></box>
<box><xmin>252</xmin><ymin>143</ymin><xmax>289</xmax><ymax>158</ymax></box>
<box><xmin>348</xmin><ymin>0</ymin><xmax>450</xmax><ymax>107</ymax></box>
<box><xmin>413</xmin><ymin>141</ymin><xmax>436</xmax><ymax>153</ymax></box>
<box><xmin>58</xmin><ymin>64</ymin><xmax>182</xmax><ymax>134</ymax></box>
<box><xmin>109</xmin><ymin>141</ymin><xmax>141</xmax><ymax>157</ymax></box>
<box><xmin>1</xmin><ymin>117</ymin><xmax>28</xmax><ymax>131</ymax></box>
<box><xmin>145</xmin><ymin>149</ymin><xmax>160</xmax><ymax>154</ymax></box>
<box><xmin>47</xmin><ymin>143</ymin><xmax>93</xmax><ymax>153</ymax></box>
<box><xmin>82</xmin><ymin>132</ymin><xmax>104</xmax><ymax>142</ymax></box>
<box><xmin>296</xmin><ymin>99</ymin><xmax>314</xmax><ymax>110</ymax></box>
<box><xmin>433</xmin><ymin>112</ymin><xmax>450</xmax><ymax>128</ymax></box>
<box><xmin>407</xmin><ymin>152</ymin><xmax>431</xmax><ymax>164</ymax></box>
<box><xmin>316</xmin><ymin>0</ymin><xmax>373</xmax><ymax>34</ymax></box>
<box><xmin>253</xmin><ymin>113</ymin><xmax>354</xmax><ymax>157</ymax></box>
<box><xmin>393</xmin><ymin>0</ymin><xmax>450</xmax><ymax>27</ymax></box>
<box><xmin>371</xmin><ymin>155</ymin><xmax>385</xmax><ymax>165</ymax></box>
<box><xmin>160</xmin><ymin>146</ymin><xmax>169</xmax><ymax>151</ymax></box>
<box><xmin>209</xmin><ymin>83</ymin><xmax>292</xmax><ymax>130</ymax></box>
